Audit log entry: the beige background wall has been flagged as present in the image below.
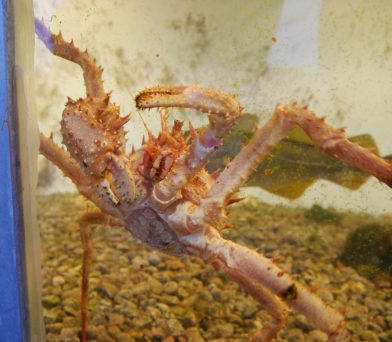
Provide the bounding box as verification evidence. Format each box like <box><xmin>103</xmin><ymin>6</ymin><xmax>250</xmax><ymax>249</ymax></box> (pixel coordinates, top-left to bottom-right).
<box><xmin>34</xmin><ymin>0</ymin><xmax>392</xmax><ymax>214</ymax></box>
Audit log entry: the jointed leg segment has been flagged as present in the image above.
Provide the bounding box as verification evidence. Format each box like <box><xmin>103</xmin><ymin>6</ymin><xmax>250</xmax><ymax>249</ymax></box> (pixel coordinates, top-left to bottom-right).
<box><xmin>39</xmin><ymin>133</ymin><xmax>92</xmax><ymax>195</ymax></box>
<box><xmin>206</xmin><ymin>232</ymin><xmax>347</xmax><ymax>341</ymax></box>
<box><xmin>78</xmin><ymin>211</ymin><xmax>122</xmax><ymax>342</ymax></box>
<box><xmin>198</xmin><ymin>103</ymin><xmax>392</xmax><ymax>225</ymax></box>
<box><xmin>35</xmin><ymin>18</ymin><xmax>105</xmax><ymax>98</ymax></box>
<box><xmin>213</xmin><ymin>259</ymin><xmax>288</xmax><ymax>342</ymax></box>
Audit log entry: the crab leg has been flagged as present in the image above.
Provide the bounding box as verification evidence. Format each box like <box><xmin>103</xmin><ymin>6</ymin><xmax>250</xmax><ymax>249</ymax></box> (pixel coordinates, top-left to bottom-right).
<box><xmin>39</xmin><ymin>133</ymin><xmax>92</xmax><ymax>195</ymax></box>
<box><xmin>197</xmin><ymin>103</ymin><xmax>392</xmax><ymax>225</ymax></box>
<box><xmin>136</xmin><ymin>85</ymin><xmax>242</xmax><ymax>206</ymax></box>
<box><xmin>196</xmin><ymin>229</ymin><xmax>347</xmax><ymax>341</ymax></box>
<box><xmin>78</xmin><ymin>210</ymin><xmax>123</xmax><ymax>342</ymax></box>
<box><xmin>40</xmin><ymin>133</ymin><xmax>125</xmax><ymax>340</ymax></box>
<box><xmin>35</xmin><ymin>18</ymin><xmax>105</xmax><ymax>99</ymax></box>
<box><xmin>213</xmin><ymin>259</ymin><xmax>288</xmax><ymax>342</ymax></box>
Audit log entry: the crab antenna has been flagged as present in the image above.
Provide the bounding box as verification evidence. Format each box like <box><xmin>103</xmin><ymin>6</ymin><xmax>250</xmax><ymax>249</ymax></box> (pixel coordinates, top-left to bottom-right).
<box><xmin>136</xmin><ymin>110</ymin><xmax>155</xmax><ymax>140</ymax></box>
<box><xmin>159</xmin><ymin>109</ymin><xmax>170</xmax><ymax>132</ymax></box>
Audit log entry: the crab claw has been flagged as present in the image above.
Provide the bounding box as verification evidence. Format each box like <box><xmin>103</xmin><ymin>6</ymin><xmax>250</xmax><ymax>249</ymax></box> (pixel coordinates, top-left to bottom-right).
<box><xmin>135</xmin><ymin>85</ymin><xmax>242</xmax><ymax>138</ymax></box>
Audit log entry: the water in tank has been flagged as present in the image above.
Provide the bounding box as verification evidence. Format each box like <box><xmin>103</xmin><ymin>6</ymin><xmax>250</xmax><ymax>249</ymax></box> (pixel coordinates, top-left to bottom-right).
<box><xmin>34</xmin><ymin>1</ymin><xmax>392</xmax><ymax>341</ymax></box>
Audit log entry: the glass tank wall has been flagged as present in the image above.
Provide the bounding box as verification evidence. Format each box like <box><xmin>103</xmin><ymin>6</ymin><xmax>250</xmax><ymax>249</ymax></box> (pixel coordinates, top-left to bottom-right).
<box><xmin>34</xmin><ymin>1</ymin><xmax>392</xmax><ymax>341</ymax></box>
<box><xmin>0</xmin><ymin>1</ymin><xmax>43</xmax><ymax>341</ymax></box>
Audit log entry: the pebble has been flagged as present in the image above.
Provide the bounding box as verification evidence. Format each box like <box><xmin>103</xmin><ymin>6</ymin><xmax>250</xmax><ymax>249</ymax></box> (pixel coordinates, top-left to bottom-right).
<box><xmin>116</xmin><ymin>333</ymin><xmax>133</xmax><ymax>342</ymax></box>
<box><xmin>379</xmin><ymin>331</ymin><xmax>392</xmax><ymax>342</ymax></box>
<box><xmin>263</xmin><ymin>241</ymin><xmax>278</xmax><ymax>253</ymax></box>
<box><xmin>184</xmin><ymin>327</ymin><xmax>205</xmax><ymax>341</ymax></box>
<box><xmin>156</xmin><ymin>302</ymin><xmax>170</xmax><ymax>315</ymax></box>
<box><xmin>284</xmin><ymin>328</ymin><xmax>306</xmax><ymax>342</ymax></box>
<box><xmin>42</xmin><ymin>295</ymin><xmax>61</xmax><ymax>309</ymax></box>
<box><xmin>63</xmin><ymin>305</ymin><xmax>77</xmax><ymax>317</ymax></box>
<box><xmin>160</xmin><ymin>294</ymin><xmax>179</xmax><ymax>305</ymax></box>
<box><xmin>165</xmin><ymin>259</ymin><xmax>184</xmax><ymax>270</ymax></box>
<box><xmin>361</xmin><ymin>330</ymin><xmax>380</xmax><ymax>342</ymax></box>
<box><xmin>244</xmin><ymin>305</ymin><xmax>259</xmax><ymax>319</ymax></box>
<box><xmin>346</xmin><ymin>320</ymin><xmax>362</xmax><ymax>335</ymax></box>
<box><xmin>307</xmin><ymin>330</ymin><xmax>328</xmax><ymax>342</ymax></box>
<box><xmin>131</xmin><ymin>314</ymin><xmax>152</xmax><ymax>328</ymax></box>
<box><xmin>107</xmin><ymin>326</ymin><xmax>133</xmax><ymax>342</ymax></box>
<box><xmin>162</xmin><ymin>318</ymin><xmax>184</xmax><ymax>336</ymax></box>
<box><xmin>45</xmin><ymin>323</ymin><xmax>63</xmax><ymax>334</ymax></box>
<box><xmin>177</xmin><ymin>287</ymin><xmax>189</xmax><ymax>298</ymax></box>
<box><xmin>291</xmin><ymin>315</ymin><xmax>313</xmax><ymax>332</ymax></box>
<box><xmin>62</xmin><ymin>316</ymin><xmax>78</xmax><ymax>328</ymax></box>
<box><xmin>386</xmin><ymin>315</ymin><xmax>392</xmax><ymax>329</ymax></box>
<box><xmin>215</xmin><ymin>323</ymin><xmax>234</xmax><ymax>337</ymax></box>
<box><xmin>97</xmin><ymin>280</ymin><xmax>119</xmax><ymax>299</ymax></box>
<box><xmin>52</xmin><ymin>275</ymin><xmax>65</xmax><ymax>286</ymax></box>
<box><xmin>107</xmin><ymin>312</ymin><xmax>124</xmax><ymax>326</ymax></box>
<box><xmin>179</xmin><ymin>311</ymin><xmax>197</xmax><ymax>328</ymax></box>
<box><xmin>129</xmin><ymin>280</ymin><xmax>150</xmax><ymax>296</ymax></box>
<box><xmin>280</xmin><ymin>233</ymin><xmax>299</xmax><ymax>246</ymax></box>
<box><xmin>59</xmin><ymin>327</ymin><xmax>78</xmax><ymax>341</ymax></box>
<box><xmin>148</xmin><ymin>252</ymin><xmax>162</xmax><ymax>266</ymax></box>
<box><xmin>164</xmin><ymin>280</ymin><xmax>179</xmax><ymax>294</ymax></box>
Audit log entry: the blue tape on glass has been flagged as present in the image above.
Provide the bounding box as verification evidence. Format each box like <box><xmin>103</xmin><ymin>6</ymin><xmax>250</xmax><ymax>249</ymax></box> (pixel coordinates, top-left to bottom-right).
<box><xmin>0</xmin><ymin>4</ymin><xmax>28</xmax><ymax>342</ymax></box>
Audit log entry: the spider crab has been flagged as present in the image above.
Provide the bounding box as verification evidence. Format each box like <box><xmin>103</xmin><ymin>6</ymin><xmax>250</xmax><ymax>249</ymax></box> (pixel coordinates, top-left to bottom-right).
<box><xmin>35</xmin><ymin>19</ymin><xmax>392</xmax><ymax>342</ymax></box>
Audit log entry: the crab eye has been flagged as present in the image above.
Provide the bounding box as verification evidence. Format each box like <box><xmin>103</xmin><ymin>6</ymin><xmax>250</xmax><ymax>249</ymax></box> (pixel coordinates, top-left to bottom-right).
<box><xmin>150</xmin><ymin>153</ymin><xmax>175</xmax><ymax>180</ymax></box>
<box><xmin>159</xmin><ymin>154</ymin><xmax>174</xmax><ymax>179</ymax></box>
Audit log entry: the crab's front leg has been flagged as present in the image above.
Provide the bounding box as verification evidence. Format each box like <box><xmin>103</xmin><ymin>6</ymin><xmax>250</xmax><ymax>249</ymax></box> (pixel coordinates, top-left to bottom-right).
<box><xmin>136</xmin><ymin>85</ymin><xmax>242</xmax><ymax>207</ymax></box>
<box><xmin>35</xmin><ymin>18</ymin><xmax>105</xmax><ymax>98</ymax></box>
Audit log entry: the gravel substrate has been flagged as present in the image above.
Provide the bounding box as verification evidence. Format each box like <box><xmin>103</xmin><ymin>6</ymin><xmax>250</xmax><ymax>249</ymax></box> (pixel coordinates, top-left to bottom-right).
<box><xmin>38</xmin><ymin>194</ymin><xmax>392</xmax><ymax>342</ymax></box>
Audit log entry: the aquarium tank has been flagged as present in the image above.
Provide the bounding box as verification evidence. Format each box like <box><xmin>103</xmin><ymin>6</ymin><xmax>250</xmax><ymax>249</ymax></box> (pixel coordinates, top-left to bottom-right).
<box><xmin>31</xmin><ymin>1</ymin><xmax>392</xmax><ymax>341</ymax></box>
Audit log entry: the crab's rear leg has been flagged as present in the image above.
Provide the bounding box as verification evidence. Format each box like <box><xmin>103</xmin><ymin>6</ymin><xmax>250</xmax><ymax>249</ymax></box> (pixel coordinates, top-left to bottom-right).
<box><xmin>204</xmin><ymin>232</ymin><xmax>347</xmax><ymax>341</ymax></box>
<box><xmin>136</xmin><ymin>85</ymin><xmax>242</xmax><ymax>206</ymax></box>
<box><xmin>213</xmin><ymin>259</ymin><xmax>288</xmax><ymax>341</ymax></box>
<box><xmin>78</xmin><ymin>210</ymin><xmax>123</xmax><ymax>342</ymax></box>
<box><xmin>196</xmin><ymin>103</ymin><xmax>392</xmax><ymax>225</ymax></box>
<box><xmin>34</xmin><ymin>18</ymin><xmax>105</xmax><ymax>99</ymax></box>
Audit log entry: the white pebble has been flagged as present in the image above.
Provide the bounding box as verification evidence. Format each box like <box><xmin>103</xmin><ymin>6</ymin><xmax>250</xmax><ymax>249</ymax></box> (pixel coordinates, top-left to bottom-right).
<box><xmin>52</xmin><ymin>275</ymin><xmax>65</xmax><ymax>286</ymax></box>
